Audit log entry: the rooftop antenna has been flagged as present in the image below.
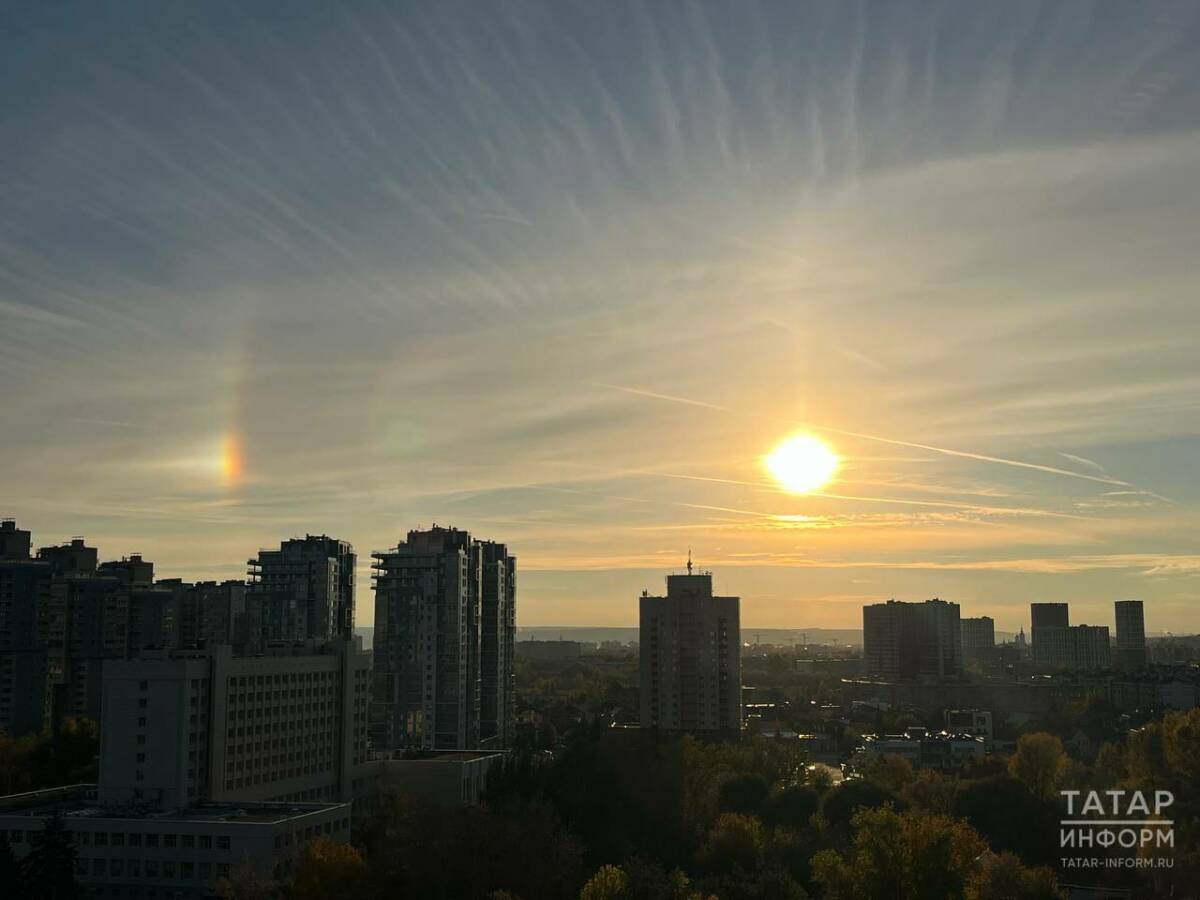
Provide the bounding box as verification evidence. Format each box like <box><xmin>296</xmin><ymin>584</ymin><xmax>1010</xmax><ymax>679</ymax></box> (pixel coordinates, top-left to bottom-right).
<box><xmin>687</xmin><ymin>548</ymin><xmax>693</xmax><ymax>575</ymax></box>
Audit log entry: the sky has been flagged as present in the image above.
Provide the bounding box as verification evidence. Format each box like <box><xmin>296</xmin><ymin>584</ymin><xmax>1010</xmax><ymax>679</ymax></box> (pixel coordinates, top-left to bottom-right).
<box><xmin>3</xmin><ymin>1</ymin><xmax>1200</xmax><ymax>633</ymax></box>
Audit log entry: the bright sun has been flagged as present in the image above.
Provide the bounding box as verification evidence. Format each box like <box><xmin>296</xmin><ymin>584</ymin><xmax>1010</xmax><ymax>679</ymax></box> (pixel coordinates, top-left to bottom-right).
<box><xmin>764</xmin><ymin>433</ymin><xmax>840</xmax><ymax>494</ymax></box>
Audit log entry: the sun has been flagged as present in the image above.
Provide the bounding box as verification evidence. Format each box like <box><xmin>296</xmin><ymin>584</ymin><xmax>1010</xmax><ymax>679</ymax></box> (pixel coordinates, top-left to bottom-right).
<box><xmin>764</xmin><ymin>433</ymin><xmax>839</xmax><ymax>494</ymax></box>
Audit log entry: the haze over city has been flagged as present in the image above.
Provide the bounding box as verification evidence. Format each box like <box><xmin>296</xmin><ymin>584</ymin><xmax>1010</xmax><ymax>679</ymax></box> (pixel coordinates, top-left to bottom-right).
<box><xmin>3</xmin><ymin>2</ymin><xmax>1199</xmax><ymax>631</ymax></box>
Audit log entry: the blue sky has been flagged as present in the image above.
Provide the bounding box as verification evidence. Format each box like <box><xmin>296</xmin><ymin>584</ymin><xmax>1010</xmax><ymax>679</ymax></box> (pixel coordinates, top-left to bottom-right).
<box><xmin>3</xmin><ymin>1</ymin><xmax>1199</xmax><ymax>631</ymax></box>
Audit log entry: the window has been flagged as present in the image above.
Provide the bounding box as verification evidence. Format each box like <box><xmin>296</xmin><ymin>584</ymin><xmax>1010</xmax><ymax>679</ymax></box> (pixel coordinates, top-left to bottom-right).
<box><xmin>163</xmin><ymin>860</ymin><xmax>176</xmax><ymax>878</ymax></box>
<box><xmin>216</xmin><ymin>863</ymin><xmax>230</xmax><ymax>878</ymax></box>
<box><xmin>182</xmin><ymin>834</ymin><xmax>194</xmax><ymax>849</ymax></box>
<box><xmin>181</xmin><ymin>861</ymin><xmax>194</xmax><ymax>879</ymax></box>
<box><xmin>145</xmin><ymin>834</ymin><xmax>159</xmax><ymax>848</ymax></box>
<box><xmin>92</xmin><ymin>858</ymin><xmax>106</xmax><ymax>875</ymax></box>
<box><xmin>129</xmin><ymin>833</ymin><xmax>141</xmax><ymax>847</ymax></box>
<box><xmin>217</xmin><ymin>835</ymin><xmax>230</xmax><ymax>850</ymax></box>
<box><xmin>199</xmin><ymin>835</ymin><xmax>212</xmax><ymax>849</ymax></box>
<box><xmin>94</xmin><ymin>832</ymin><xmax>108</xmax><ymax>846</ymax></box>
<box><xmin>111</xmin><ymin>832</ymin><xmax>124</xmax><ymax>847</ymax></box>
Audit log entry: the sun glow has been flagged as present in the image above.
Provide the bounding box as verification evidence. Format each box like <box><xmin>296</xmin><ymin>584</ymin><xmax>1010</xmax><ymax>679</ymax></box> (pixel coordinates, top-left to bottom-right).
<box><xmin>764</xmin><ymin>433</ymin><xmax>839</xmax><ymax>494</ymax></box>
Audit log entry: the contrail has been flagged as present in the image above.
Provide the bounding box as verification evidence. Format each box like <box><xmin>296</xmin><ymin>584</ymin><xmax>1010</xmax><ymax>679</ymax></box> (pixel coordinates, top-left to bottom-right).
<box><xmin>594</xmin><ymin>382</ymin><xmax>1131</xmax><ymax>487</ymax></box>
<box><xmin>644</xmin><ymin>471</ymin><xmax>1086</xmax><ymax>519</ymax></box>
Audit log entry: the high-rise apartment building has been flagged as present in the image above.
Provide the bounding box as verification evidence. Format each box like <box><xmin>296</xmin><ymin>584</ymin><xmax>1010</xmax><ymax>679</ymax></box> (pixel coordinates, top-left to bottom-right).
<box><xmin>1030</xmin><ymin>603</ymin><xmax>1070</xmax><ymax>666</ymax></box>
<box><xmin>863</xmin><ymin>599</ymin><xmax>963</xmax><ymax>680</ymax></box>
<box><xmin>1030</xmin><ymin>602</ymin><xmax>1112</xmax><ymax>669</ymax></box>
<box><xmin>1114</xmin><ymin>600</ymin><xmax>1147</xmax><ymax>669</ymax></box>
<box><xmin>173</xmin><ymin>580</ymin><xmax>260</xmax><ymax>654</ymax></box>
<box><xmin>370</xmin><ymin>526</ymin><xmax>516</xmax><ymax>751</ymax></box>
<box><xmin>99</xmin><ymin>639</ymin><xmax>371</xmax><ymax>808</ymax></box>
<box><xmin>477</xmin><ymin>540</ymin><xmax>515</xmax><ymax>749</ymax></box>
<box><xmin>639</xmin><ymin>562</ymin><xmax>741</xmax><ymax>734</ymax></box>
<box><xmin>0</xmin><ymin>522</ymin><xmax>50</xmax><ymax>736</ymax></box>
<box><xmin>960</xmin><ymin>616</ymin><xmax>995</xmax><ymax>668</ymax></box>
<box><xmin>0</xmin><ymin>518</ymin><xmax>32</xmax><ymax>560</ymax></box>
<box><xmin>249</xmin><ymin>535</ymin><xmax>355</xmax><ymax>643</ymax></box>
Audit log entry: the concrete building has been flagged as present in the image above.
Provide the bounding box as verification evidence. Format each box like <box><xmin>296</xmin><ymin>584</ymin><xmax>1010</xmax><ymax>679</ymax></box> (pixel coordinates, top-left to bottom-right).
<box><xmin>1030</xmin><ymin>602</ymin><xmax>1070</xmax><ymax>666</ymax></box>
<box><xmin>0</xmin><ymin>785</ymin><xmax>351</xmax><ymax>899</ymax></box>
<box><xmin>1030</xmin><ymin>601</ymin><xmax>1111</xmax><ymax>670</ymax></box>
<box><xmin>99</xmin><ymin>639</ymin><xmax>371</xmax><ymax>807</ymax></box>
<box><xmin>857</xmin><ymin>729</ymin><xmax>986</xmax><ymax>771</ymax></box>
<box><xmin>1114</xmin><ymin>600</ymin><xmax>1147</xmax><ymax>669</ymax></box>
<box><xmin>477</xmin><ymin>539</ymin><xmax>516</xmax><ymax>750</ymax></box>
<box><xmin>960</xmin><ymin>616</ymin><xmax>995</xmax><ymax>669</ymax></box>
<box><xmin>38</xmin><ymin>536</ymin><xmax>99</xmax><ymax>576</ymax></box>
<box><xmin>174</xmin><ymin>580</ymin><xmax>260</xmax><ymax>654</ymax></box>
<box><xmin>371</xmin><ymin>526</ymin><xmax>516</xmax><ymax>752</ymax></box>
<box><xmin>863</xmin><ymin>599</ymin><xmax>962</xmax><ymax>681</ymax></box>
<box><xmin>371</xmin><ymin>750</ymin><xmax>503</xmax><ymax>808</ymax></box>
<box><xmin>0</xmin><ymin>531</ymin><xmax>51</xmax><ymax>736</ymax></box>
<box><xmin>0</xmin><ymin>518</ymin><xmax>32</xmax><ymax>560</ymax></box>
<box><xmin>1072</xmin><ymin>625</ymin><xmax>1112</xmax><ymax>670</ymax></box>
<box><xmin>639</xmin><ymin>561</ymin><xmax>741</xmax><ymax>734</ymax></box>
<box><xmin>249</xmin><ymin>535</ymin><xmax>356</xmax><ymax>643</ymax></box>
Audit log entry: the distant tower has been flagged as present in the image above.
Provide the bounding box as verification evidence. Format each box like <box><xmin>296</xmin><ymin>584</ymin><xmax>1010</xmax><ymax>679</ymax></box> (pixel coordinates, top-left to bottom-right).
<box><xmin>639</xmin><ymin>567</ymin><xmax>741</xmax><ymax>734</ymax></box>
<box><xmin>1114</xmin><ymin>600</ymin><xmax>1146</xmax><ymax>669</ymax></box>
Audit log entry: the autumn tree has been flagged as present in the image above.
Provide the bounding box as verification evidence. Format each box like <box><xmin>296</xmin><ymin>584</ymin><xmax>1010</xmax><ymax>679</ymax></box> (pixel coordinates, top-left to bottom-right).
<box><xmin>812</xmin><ymin>805</ymin><xmax>985</xmax><ymax>900</ymax></box>
<box><xmin>290</xmin><ymin>838</ymin><xmax>369</xmax><ymax>900</ymax></box>
<box><xmin>1007</xmin><ymin>733</ymin><xmax>1066</xmax><ymax>801</ymax></box>
<box><xmin>965</xmin><ymin>851</ymin><xmax>1065</xmax><ymax>900</ymax></box>
<box><xmin>579</xmin><ymin>865</ymin><xmax>628</xmax><ymax>900</ymax></box>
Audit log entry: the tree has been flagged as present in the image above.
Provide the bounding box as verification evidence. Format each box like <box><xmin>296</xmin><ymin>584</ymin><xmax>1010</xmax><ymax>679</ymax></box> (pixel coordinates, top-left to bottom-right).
<box><xmin>812</xmin><ymin>806</ymin><xmax>985</xmax><ymax>900</ymax></box>
<box><xmin>965</xmin><ymin>852</ymin><xmax>1065</xmax><ymax>900</ymax></box>
<box><xmin>579</xmin><ymin>865</ymin><xmax>628</xmax><ymax>900</ymax></box>
<box><xmin>18</xmin><ymin>812</ymin><xmax>79</xmax><ymax>900</ymax></box>
<box><xmin>1162</xmin><ymin>707</ymin><xmax>1200</xmax><ymax>785</ymax></box>
<box><xmin>719</xmin><ymin>774</ymin><xmax>770</xmax><ymax>815</ymax></box>
<box><xmin>820</xmin><ymin>778</ymin><xmax>904</xmax><ymax>828</ymax></box>
<box><xmin>1007</xmin><ymin>733</ymin><xmax>1065</xmax><ymax>801</ymax></box>
<box><xmin>290</xmin><ymin>838</ymin><xmax>369</xmax><ymax>900</ymax></box>
<box><xmin>762</xmin><ymin>785</ymin><xmax>821</xmax><ymax>829</ymax></box>
<box><xmin>859</xmin><ymin>753</ymin><xmax>915</xmax><ymax>794</ymax></box>
<box><xmin>953</xmin><ymin>775</ymin><xmax>1058</xmax><ymax>866</ymax></box>
<box><xmin>698</xmin><ymin>813</ymin><xmax>764</xmax><ymax>876</ymax></box>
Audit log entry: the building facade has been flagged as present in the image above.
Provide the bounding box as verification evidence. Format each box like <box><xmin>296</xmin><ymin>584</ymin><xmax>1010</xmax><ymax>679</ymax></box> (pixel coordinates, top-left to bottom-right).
<box><xmin>0</xmin><ymin>785</ymin><xmax>351</xmax><ymax>899</ymax></box>
<box><xmin>863</xmin><ymin>599</ymin><xmax>962</xmax><ymax>681</ymax></box>
<box><xmin>960</xmin><ymin>616</ymin><xmax>995</xmax><ymax>669</ymax></box>
<box><xmin>371</xmin><ymin>526</ymin><xmax>516</xmax><ymax>752</ymax></box>
<box><xmin>1114</xmin><ymin>600</ymin><xmax>1147</xmax><ymax>669</ymax></box>
<box><xmin>249</xmin><ymin>535</ymin><xmax>356</xmax><ymax>643</ymax></box>
<box><xmin>1030</xmin><ymin>603</ymin><xmax>1070</xmax><ymax>666</ymax></box>
<box><xmin>99</xmin><ymin>640</ymin><xmax>371</xmax><ymax>808</ymax></box>
<box><xmin>638</xmin><ymin>564</ymin><xmax>741</xmax><ymax>734</ymax></box>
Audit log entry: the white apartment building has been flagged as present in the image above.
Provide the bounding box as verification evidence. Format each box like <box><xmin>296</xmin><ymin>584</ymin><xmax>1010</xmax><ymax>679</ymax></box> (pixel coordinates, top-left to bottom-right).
<box><xmin>99</xmin><ymin>639</ymin><xmax>371</xmax><ymax>808</ymax></box>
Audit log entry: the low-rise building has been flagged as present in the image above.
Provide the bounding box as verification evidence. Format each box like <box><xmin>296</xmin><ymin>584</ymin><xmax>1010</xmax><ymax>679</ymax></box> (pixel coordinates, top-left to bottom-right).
<box><xmin>0</xmin><ymin>784</ymin><xmax>350</xmax><ymax>899</ymax></box>
<box><xmin>370</xmin><ymin>750</ymin><xmax>504</xmax><ymax>808</ymax></box>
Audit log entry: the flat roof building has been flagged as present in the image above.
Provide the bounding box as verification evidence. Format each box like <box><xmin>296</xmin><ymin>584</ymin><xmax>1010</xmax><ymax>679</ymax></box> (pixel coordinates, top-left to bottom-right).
<box><xmin>863</xmin><ymin>599</ymin><xmax>962</xmax><ymax>681</ymax></box>
<box><xmin>0</xmin><ymin>785</ymin><xmax>351</xmax><ymax>899</ymax></box>
<box><xmin>1115</xmin><ymin>600</ymin><xmax>1147</xmax><ymax>669</ymax></box>
<box><xmin>99</xmin><ymin>640</ymin><xmax>371</xmax><ymax>808</ymax></box>
<box><xmin>639</xmin><ymin>561</ymin><xmax>741</xmax><ymax>735</ymax></box>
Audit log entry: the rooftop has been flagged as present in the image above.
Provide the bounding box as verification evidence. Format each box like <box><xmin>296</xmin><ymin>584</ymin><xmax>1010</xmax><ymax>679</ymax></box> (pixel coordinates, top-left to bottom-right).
<box><xmin>0</xmin><ymin>786</ymin><xmax>346</xmax><ymax>825</ymax></box>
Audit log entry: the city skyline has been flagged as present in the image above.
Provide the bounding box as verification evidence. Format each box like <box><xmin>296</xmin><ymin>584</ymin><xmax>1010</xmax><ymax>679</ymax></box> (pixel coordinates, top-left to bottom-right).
<box><xmin>4</xmin><ymin>2</ymin><xmax>1200</xmax><ymax>631</ymax></box>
